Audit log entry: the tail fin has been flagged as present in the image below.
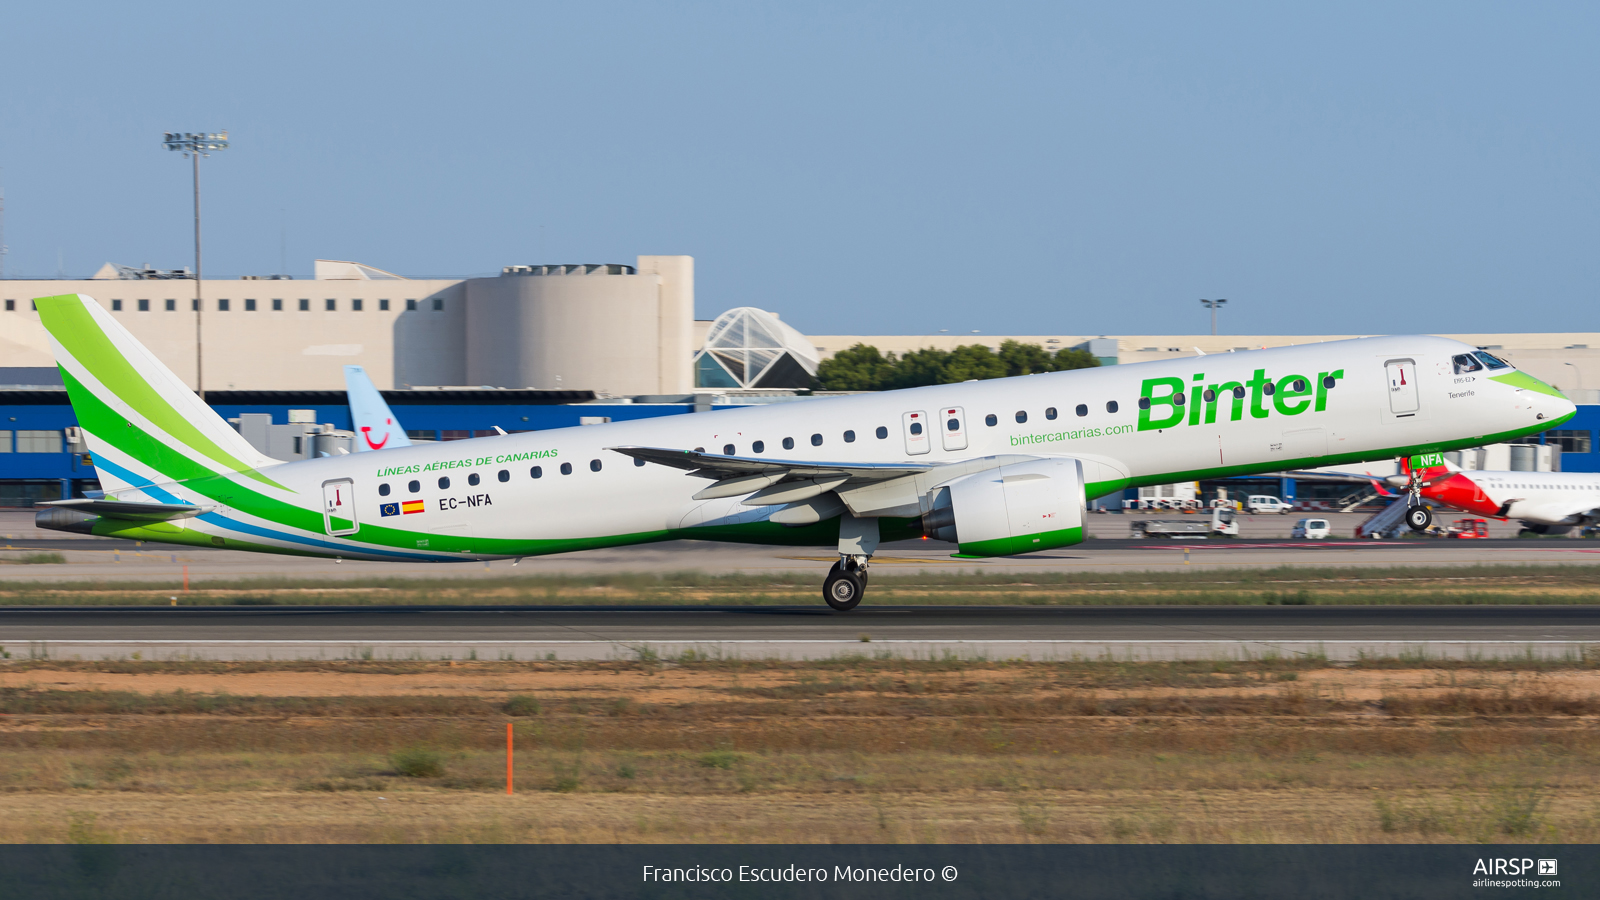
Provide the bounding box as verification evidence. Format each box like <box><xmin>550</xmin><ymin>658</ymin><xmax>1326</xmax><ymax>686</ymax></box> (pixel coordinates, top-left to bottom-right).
<box><xmin>34</xmin><ymin>294</ymin><xmax>280</xmax><ymax>492</ymax></box>
<box><xmin>343</xmin><ymin>365</ymin><xmax>412</xmax><ymax>452</ymax></box>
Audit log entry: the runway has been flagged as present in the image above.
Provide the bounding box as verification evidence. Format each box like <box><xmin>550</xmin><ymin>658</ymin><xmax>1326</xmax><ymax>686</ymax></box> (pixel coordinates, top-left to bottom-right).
<box><xmin>5</xmin><ymin>605</ymin><xmax>1598</xmax><ymax>662</ymax></box>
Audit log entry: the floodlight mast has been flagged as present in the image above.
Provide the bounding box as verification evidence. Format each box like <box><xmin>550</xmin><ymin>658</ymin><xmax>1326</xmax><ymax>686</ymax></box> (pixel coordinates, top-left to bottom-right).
<box><xmin>163</xmin><ymin>131</ymin><xmax>229</xmax><ymax>400</ymax></box>
<box><xmin>1199</xmin><ymin>298</ymin><xmax>1227</xmax><ymax>336</ymax></box>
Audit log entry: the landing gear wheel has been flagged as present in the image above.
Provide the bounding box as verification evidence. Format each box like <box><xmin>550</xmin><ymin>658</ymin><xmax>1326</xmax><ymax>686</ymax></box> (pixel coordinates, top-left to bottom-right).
<box><xmin>823</xmin><ymin>562</ymin><xmax>864</xmax><ymax>611</ymax></box>
<box><xmin>1406</xmin><ymin>505</ymin><xmax>1433</xmax><ymax>532</ymax></box>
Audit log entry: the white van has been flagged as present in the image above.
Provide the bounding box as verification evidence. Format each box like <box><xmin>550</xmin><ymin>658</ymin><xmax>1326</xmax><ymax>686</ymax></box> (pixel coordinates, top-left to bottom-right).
<box><xmin>1247</xmin><ymin>495</ymin><xmax>1290</xmax><ymax>515</ymax></box>
<box><xmin>1292</xmin><ymin>518</ymin><xmax>1331</xmax><ymax>539</ymax></box>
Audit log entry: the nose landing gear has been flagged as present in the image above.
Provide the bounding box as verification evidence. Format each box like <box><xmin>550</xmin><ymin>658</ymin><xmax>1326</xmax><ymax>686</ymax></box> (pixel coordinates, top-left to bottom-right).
<box><xmin>1405</xmin><ymin>504</ymin><xmax>1433</xmax><ymax>532</ymax></box>
<box><xmin>824</xmin><ymin>558</ymin><xmax>868</xmax><ymax>611</ymax></box>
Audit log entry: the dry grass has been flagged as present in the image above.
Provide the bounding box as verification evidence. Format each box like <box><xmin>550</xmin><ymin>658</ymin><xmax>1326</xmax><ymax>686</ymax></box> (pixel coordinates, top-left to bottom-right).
<box><xmin>2</xmin><ymin>658</ymin><xmax>1598</xmax><ymax>843</ymax></box>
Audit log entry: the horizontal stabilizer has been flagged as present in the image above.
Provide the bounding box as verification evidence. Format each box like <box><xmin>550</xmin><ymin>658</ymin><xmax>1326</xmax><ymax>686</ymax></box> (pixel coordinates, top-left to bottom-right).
<box><xmin>37</xmin><ymin>498</ymin><xmax>207</xmax><ymax>521</ymax></box>
<box><xmin>608</xmin><ymin>446</ymin><xmax>934</xmax><ymax>483</ymax></box>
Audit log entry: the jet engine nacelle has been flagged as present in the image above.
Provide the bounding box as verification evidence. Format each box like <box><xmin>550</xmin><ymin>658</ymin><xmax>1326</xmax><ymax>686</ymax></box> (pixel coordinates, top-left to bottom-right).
<box><xmin>921</xmin><ymin>457</ymin><xmax>1087</xmax><ymax>557</ymax></box>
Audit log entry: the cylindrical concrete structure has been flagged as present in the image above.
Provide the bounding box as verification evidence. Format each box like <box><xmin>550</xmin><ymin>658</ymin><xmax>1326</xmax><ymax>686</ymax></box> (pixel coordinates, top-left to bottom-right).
<box><xmin>465</xmin><ymin>268</ymin><xmax>667</xmax><ymax>394</ymax></box>
<box><xmin>637</xmin><ymin>255</ymin><xmax>695</xmax><ymax>394</ymax></box>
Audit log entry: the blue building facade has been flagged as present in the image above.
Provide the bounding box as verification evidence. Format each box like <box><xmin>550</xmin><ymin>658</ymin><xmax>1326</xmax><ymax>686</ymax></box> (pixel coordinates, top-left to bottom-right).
<box><xmin>0</xmin><ymin>389</ymin><xmax>738</xmax><ymax>506</ymax></box>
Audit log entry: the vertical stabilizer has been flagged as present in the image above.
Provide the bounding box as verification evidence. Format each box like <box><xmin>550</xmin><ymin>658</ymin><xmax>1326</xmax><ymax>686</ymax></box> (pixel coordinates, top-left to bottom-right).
<box><xmin>344</xmin><ymin>365</ymin><xmax>412</xmax><ymax>452</ymax></box>
<box><xmin>34</xmin><ymin>294</ymin><xmax>280</xmax><ymax>492</ymax></box>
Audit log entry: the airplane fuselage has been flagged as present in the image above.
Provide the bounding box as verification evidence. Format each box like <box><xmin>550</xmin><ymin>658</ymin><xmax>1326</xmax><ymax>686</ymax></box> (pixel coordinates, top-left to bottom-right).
<box><xmin>68</xmin><ymin>335</ymin><xmax>1572</xmax><ymax>561</ymax></box>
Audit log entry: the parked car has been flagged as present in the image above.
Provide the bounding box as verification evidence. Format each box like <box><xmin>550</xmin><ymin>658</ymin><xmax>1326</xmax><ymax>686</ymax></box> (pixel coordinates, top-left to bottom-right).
<box><xmin>1247</xmin><ymin>495</ymin><xmax>1290</xmax><ymax>515</ymax></box>
<box><xmin>1444</xmin><ymin>518</ymin><xmax>1490</xmax><ymax>539</ymax></box>
<box><xmin>1291</xmin><ymin>518</ymin><xmax>1331</xmax><ymax>540</ymax></box>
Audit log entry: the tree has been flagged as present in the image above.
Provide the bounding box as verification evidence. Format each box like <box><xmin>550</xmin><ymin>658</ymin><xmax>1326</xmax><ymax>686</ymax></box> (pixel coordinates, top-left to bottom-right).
<box><xmin>888</xmin><ymin>347</ymin><xmax>953</xmax><ymax>389</ymax></box>
<box><xmin>816</xmin><ymin>343</ymin><xmax>896</xmax><ymax>391</ymax></box>
<box><xmin>944</xmin><ymin>344</ymin><xmax>1007</xmax><ymax>382</ymax></box>
<box><xmin>998</xmin><ymin>340</ymin><xmax>1057</xmax><ymax>377</ymax></box>
<box><xmin>1051</xmin><ymin>347</ymin><xmax>1100</xmax><ymax>371</ymax></box>
<box><xmin>814</xmin><ymin>340</ymin><xmax>1098</xmax><ymax>391</ymax></box>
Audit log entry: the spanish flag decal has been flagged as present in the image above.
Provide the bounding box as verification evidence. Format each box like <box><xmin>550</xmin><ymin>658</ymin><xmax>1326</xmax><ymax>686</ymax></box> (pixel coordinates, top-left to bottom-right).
<box><xmin>402</xmin><ymin>500</ymin><xmax>426</xmax><ymax>515</ymax></box>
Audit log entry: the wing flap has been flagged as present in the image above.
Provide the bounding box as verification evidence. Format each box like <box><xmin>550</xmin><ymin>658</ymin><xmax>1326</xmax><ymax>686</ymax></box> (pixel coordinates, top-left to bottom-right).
<box><xmin>608</xmin><ymin>446</ymin><xmax>935</xmax><ymax>482</ymax></box>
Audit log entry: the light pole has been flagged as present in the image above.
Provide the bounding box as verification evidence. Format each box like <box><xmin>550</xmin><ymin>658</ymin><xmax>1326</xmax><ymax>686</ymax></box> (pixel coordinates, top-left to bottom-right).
<box><xmin>163</xmin><ymin>131</ymin><xmax>229</xmax><ymax>400</ymax></box>
<box><xmin>1200</xmin><ymin>298</ymin><xmax>1227</xmax><ymax>336</ymax></box>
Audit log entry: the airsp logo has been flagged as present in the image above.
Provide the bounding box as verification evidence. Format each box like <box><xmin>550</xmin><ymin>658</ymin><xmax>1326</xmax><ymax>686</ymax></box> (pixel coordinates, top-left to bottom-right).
<box><xmin>1472</xmin><ymin>858</ymin><xmax>1553</xmax><ymax>876</ymax></box>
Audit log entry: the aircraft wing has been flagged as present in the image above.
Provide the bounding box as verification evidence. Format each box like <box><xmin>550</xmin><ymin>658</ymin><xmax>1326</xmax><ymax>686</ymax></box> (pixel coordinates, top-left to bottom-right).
<box><xmin>37</xmin><ymin>498</ymin><xmax>207</xmax><ymax>521</ymax></box>
<box><xmin>608</xmin><ymin>446</ymin><xmax>934</xmax><ymax>482</ymax></box>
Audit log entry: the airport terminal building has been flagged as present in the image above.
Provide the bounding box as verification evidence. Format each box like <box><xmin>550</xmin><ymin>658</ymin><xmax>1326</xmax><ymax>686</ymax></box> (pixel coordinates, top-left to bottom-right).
<box><xmin>2</xmin><ymin>256</ymin><xmax>1598</xmax><ymax>506</ymax></box>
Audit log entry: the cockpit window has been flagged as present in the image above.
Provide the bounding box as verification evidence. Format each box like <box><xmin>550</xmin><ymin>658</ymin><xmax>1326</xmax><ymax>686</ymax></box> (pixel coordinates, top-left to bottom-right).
<box><xmin>1452</xmin><ymin>353</ymin><xmax>1483</xmax><ymax>374</ymax></box>
<box><xmin>1473</xmin><ymin>351</ymin><xmax>1511</xmax><ymax>370</ymax></box>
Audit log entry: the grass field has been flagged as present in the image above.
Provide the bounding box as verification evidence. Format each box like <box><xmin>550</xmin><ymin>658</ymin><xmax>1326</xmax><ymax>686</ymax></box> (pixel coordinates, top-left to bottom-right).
<box><xmin>1</xmin><ymin>656</ymin><xmax>1597</xmax><ymax>843</ymax></box>
<box><xmin>7</xmin><ymin>563</ymin><xmax>1600</xmax><ymax>606</ymax></box>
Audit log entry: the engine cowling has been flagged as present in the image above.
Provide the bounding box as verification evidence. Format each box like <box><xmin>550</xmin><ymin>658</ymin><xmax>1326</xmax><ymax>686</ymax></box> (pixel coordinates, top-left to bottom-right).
<box><xmin>922</xmin><ymin>457</ymin><xmax>1087</xmax><ymax>557</ymax></box>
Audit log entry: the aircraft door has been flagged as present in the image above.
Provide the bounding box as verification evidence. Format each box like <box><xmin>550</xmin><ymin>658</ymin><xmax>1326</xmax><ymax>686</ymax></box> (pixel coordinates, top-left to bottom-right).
<box><xmin>941</xmin><ymin>407</ymin><xmax>968</xmax><ymax>451</ymax></box>
<box><xmin>1385</xmin><ymin>359</ymin><xmax>1419</xmax><ymax>415</ymax></box>
<box><xmin>322</xmin><ymin>478</ymin><xmax>359</xmax><ymax>536</ymax></box>
<box><xmin>902</xmin><ymin>411</ymin><xmax>931</xmax><ymax>455</ymax></box>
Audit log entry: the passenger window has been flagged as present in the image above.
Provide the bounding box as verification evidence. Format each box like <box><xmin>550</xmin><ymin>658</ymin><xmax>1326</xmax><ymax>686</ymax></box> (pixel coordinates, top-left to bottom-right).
<box><xmin>438</xmin><ymin>476</ymin><xmax>450</xmax><ymax>489</ymax></box>
<box><xmin>985</xmin><ymin>414</ymin><xmax>998</xmax><ymax>426</ymax></box>
<box><xmin>1106</xmin><ymin>401</ymin><xmax>1119</xmax><ymax>413</ymax></box>
<box><xmin>530</xmin><ymin>466</ymin><xmax>542</xmax><ymax>479</ymax></box>
<box><xmin>1203</xmin><ymin>389</ymin><xmax>1216</xmax><ymax>403</ymax></box>
<box><xmin>724</xmin><ymin>444</ymin><xmax>735</xmax><ymax>455</ymax></box>
<box><xmin>634</xmin><ymin>458</ymin><xmax>645</xmax><ymax>467</ymax></box>
<box><xmin>1291</xmin><ymin>379</ymin><xmax>1307</xmax><ymax>392</ymax></box>
<box><xmin>753</xmin><ymin>440</ymin><xmax>765</xmax><ymax>453</ymax></box>
<box><xmin>876</xmin><ymin>426</ymin><xmax>888</xmax><ymax>439</ymax></box>
<box><xmin>1173</xmin><ymin>392</ymin><xmax>1185</xmax><ymax>406</ymax></box>
<box><xmin>560</xmin><ymin>463</ymin><xmax>573</xmax><ymax>475</ymax></box>
<box><xmin>1263</xmin><ymin>382</ymin><xmax>1275</xmax><ymax>396</ymax></box>
<box><xmin>810</xmin><ymin>433</ymin><xmax>823</xmax><ymax>446</ymax></box>
<box><xmin>378</xmin><ymin>483</ymin><xmax>391</xmax><ymax>496</ymax></box>
<box><xmin>468</xmin><ymin>473</ymin><xmax>480</xmax><ymax>486</ymax></box>
<box><xmin>1452</xmin><ymin>354</ymin><xmax>1482</xmax><ymax>374</ymax></box>
<box><xmin>408</xmin><ymin>480</ymin><xmax>420</xmax><ymax>493</ymax></box>
<box><xmin>590</xmin><ymin>459</ymin><xmax>602</xmax><ymax>472</ymax></box>
<box><xmin>1075</xmin><ymin>404</ymin><xmax>1088</xmax><ymax>417</ymax></box>
<box><xmin>1138</xmin><ymin>398</ymin><xmax>1151</xmax><ymax>410</ymax></box>
<box><xmin>910</xmin><ymin>422</ymin><xmax>923</xmax><ymax>435</ymax></box>
<box><xmin>783</xmin><ymin>437</ymin><xmax>795</xmax><ymax>450</ymax></box>
<box><xmin>947</xmin><ymin>417</ymin><xmax>960</xmax><ymax>431</ymax></box>
<box><xmin>1045</xmin><ymin>407</ymin><xmax>1057</xmax><ymax>420</ymax></box>
<box><xmin>1232</xmin><ymin>386</ymin><xmax>1246</xmax><ymax>399</ymax></box>
<box><xmin>1015</xmin><ymin>411</ymin><xmax>1027</xmax><ymax>423</ymax></box>
<box><xmin>844</xmin><ymin>430</ymin><xmax>856</xmax><ymax>442</ymax></box>
<box><xmin>498</xmin><ymin>470</ymin><xmax>509</xmax><ymax>482</ymax></box>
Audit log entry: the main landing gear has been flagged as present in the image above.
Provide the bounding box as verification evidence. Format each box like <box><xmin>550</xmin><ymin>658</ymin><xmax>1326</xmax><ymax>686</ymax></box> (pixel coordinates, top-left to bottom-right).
<box><xmin>824</xmin><ymin>558</ymin><xmax>869</xmax><ymax>611</ymax></box>
<box><xmin>824</xmin><ymin>513</ymin><xmax>879</xmax><ymax>611</ymax></box>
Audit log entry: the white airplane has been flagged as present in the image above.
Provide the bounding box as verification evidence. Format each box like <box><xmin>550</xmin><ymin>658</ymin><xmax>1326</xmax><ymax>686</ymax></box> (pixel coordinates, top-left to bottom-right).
<box><xmin>343</xmin><ymin>364</ymin><xmax>412</xmax><ymax>452</ymax></box>
<box><xmin>32</xmin><ymin>293</ymin><xmax>1574</xmax><ymax>610</ymax></box>
<box><xmin>1394</xmin><ymin>452</ymin><xmax>1600</xmax><ymax>535</ymax></box>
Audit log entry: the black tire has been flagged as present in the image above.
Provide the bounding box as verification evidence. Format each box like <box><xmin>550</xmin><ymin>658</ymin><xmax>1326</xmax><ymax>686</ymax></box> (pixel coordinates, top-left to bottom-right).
<box><xmin>824</xmin><ymin>563</ymin><xmax>864</xmax><ymax>611</ymax></box>
<box><xmin>1406</xmin><ymin>505</ymin><xmax>1433</xmax><ymax>532</ymax></box>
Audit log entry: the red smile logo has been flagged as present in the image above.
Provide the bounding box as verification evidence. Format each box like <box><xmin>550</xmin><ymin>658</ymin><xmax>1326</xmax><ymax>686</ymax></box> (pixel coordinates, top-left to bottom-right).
<box><xmin>361</xmin><ymin>417</ymin><xmax>393</xmax><ymax>450</ymax></box>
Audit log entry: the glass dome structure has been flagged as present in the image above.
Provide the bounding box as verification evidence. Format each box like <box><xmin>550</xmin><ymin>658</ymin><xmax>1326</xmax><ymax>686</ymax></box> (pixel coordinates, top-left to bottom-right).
<box><xmin>694</xmin><ymin>307</ymin><xmax>821</xmax><ymax>389</ymax></box>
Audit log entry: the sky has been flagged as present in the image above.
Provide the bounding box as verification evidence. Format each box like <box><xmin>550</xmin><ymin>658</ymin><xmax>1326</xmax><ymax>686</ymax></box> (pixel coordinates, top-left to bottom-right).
<box><xmin>1</xmin><ymin>1</ymin><xmax>1597</xmax><ymax>336</ymax></box>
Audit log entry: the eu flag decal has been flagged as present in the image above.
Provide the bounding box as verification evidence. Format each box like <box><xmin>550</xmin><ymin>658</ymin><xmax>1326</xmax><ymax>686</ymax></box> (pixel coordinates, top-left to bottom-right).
<box><xmin>379</xmin><ymin>502</ymin><xmax>400</xmax><ymax>517</ymax></box>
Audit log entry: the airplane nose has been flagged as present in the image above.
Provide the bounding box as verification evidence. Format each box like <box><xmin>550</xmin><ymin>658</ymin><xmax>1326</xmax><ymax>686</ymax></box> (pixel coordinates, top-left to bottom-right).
<box><xmin>1539</xmin><ymin>392</ymin><xmax>1577</xmax><ymax>423</ymax></box>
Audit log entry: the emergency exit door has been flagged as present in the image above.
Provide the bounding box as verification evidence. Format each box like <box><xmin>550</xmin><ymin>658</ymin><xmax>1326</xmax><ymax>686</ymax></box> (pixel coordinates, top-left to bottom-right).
<box><xmin>941</xmin><ymin>407</ymin><xmax>968</xmax><ymax>451</ymax></box>
<box><xmin>1385</xmin><ymin>359</ymin><xmax>1419</xmax><ymax>415</ymax></box>
<box><xmin>322</xmin><ymin>478</ymin><xmax>359</xmax><ymax>535</ymax></box>
<box><xmin>902</xmin><ymin>411</ymin><xmax>930</xmax><ymax>455</ymax></box>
